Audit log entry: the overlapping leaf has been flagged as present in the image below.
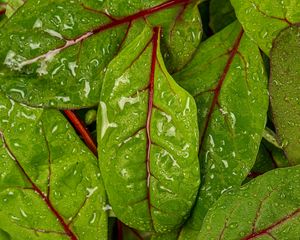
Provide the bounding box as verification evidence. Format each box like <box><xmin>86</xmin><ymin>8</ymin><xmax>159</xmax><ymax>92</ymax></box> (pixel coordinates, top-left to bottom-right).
<box><xmin>173</xmin><ymin>21</ymin><xmax>268</xmax><ymax>239</ymax></box>
<box><xmin>270</xmin><ymin>25</ymin><xmax>300</xmax><ymax>165</ymax></box>
<box><xmin>198</xmin><ymin>166</ymin><xmax>300</xmax><ymax>239</ymax></box>
<box><xmin>97</xmin><ymin>26</ymin><xmax>200</xmax><ymax>233</ymax></box>
<box><xmin>209</xmin><ymin>0</ymin><xmax>236</xmax><ymax>33</ymax></box>
<box><xmin>0</xmin><ymin>93</ymin><xmax>107</xmax><ymax>239</ymax></box>
<box><xmin>0</xmin><ymin>0</ymin><xmax>201</xmax><ymax>108</ymax></box>
<box><xmin>230</xmin><ymin>0</ymin><xmax>300</xmax><ymax>55</ymax></box>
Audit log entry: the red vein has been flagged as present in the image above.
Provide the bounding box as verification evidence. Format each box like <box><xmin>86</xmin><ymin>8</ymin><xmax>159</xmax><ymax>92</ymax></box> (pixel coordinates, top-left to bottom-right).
<box><xmin>145</xmin><ymin>27</ymin><xmax>160</xmax><ymax>228</ymax></box>
<box><xmin>242</xmin><ymin>208</ymin><xmax>300</xmax><ymax>239</ymax></box>
<box><xmin>198</xmin><ymin>30</ymin><xmax>244</xmax><ymax>151</ymax></box>
<box><xmin>0</xmin><ymin>9</ymin><xmax>5</xmax><ymax>15</ymax></box>
<box><xmin>19</xmin><ymin>0</ymin><xmax>190</xmax><ymax>67</ymax></box>
<box><xmin>63</xmin><ymin>110</ymin><xmax>97</xmax><ymax>156</ymax></box>
<box><xmin>249</xmin><ymin>1</ymin><xmax>293</xmax><ymax>26</ymax></box>
<box><xmin>0</xmin><ymin>132</ymin><xmax>78</xmax><ymax>240</ymax></box>
<box><xmin>251</xmin><ymin>189</ymin><xmax>277</xmax><ymax>233</ymax></box>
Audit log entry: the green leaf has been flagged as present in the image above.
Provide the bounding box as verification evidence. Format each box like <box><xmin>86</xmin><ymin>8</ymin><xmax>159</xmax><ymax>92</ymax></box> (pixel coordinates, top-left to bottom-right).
<box><xmin>198</xmin><ymin>166</ymin><xmax>300</xmax><ymax>239</ymax></box>
<box><xmin>270</xmin><ymin>25</ymin><xmax>300</xmax><ymax>165</ymax></box>
<box><xmin>97</xmin><ymin>26</ymin><xmax>200</xmax><ymax>233</ymax></box>
<box><xmin>5</xmin><ymin>0</ymin><xmax>25</xmax><ymax>18</ymax></box>
<box><xmin>263</xmin><ymin>140</ymin><xmax>290</xmax><ymax>168</ymax></box>
<box><xmin>173</xmin><ymin>21</ymin><xmax>268</xmax><ymax>239</ymax></box>
<box><xmin>209</xmin><ymin>0</ymin><xmax>236</xmax><ymax>33</ymax></box>
<box><xmin>0</xmin><ymin>0</ymin><xmax>201</xmax><ymax>108</ymax></box>
<box><xmin>0</xmin><ymin>93</ymin><xmax>107</xmax><ymax>239</ymax></box>
<box><xmin>230</xmin><ymin>0</ymin><xmax>300</xmax><ymax>55</ymax></box>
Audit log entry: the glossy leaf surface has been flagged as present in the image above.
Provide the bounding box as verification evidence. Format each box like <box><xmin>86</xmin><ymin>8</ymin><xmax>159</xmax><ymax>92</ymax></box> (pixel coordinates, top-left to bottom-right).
<box><xmin>0</xmin><ymin>0</ymin><xmax>201</xmax><ymax>108</ymax></box>
<box><xmin>174</xmin><ymin>21</ymin><xmax>268</xmax><ymax>239</ymax></box>
<box><xmin>230</xmin><ymin>0</ymin><xmax>300</xmax><ymax>55</ymax></box>
<box><xmin>97</xmin><ymin>27</ymin><xmax>200</xmax><ymax>233</ymax></box>
<box><xmin>270</xmin><ymin>25</ymin><xmax>300</xmax><ymax>165</ymax></box>
<box><xmin>0</xmin><ymin>93</ymin><xmax>107</xmax><ymax>240</ymax></box>
<box><xmin>198</xmin><ymin>166</ymin><xmax>300</xmax><ymax>239</ymax></box>
<box><xmin>209</xmin><ymin>0</ymin><xmax>236</xmax><ymax>33</ymax></box>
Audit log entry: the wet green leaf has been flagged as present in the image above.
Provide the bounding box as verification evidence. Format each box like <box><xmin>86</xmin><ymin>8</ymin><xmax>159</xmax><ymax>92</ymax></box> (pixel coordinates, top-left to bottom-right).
<box><xmin>174</xmin><ymin>21</ymin><xmax>268</xmax><ymax>239</ymax></box>
<box><xmin>209</xmin><ymin>0</ymin><xmax>236</xmax><ymax>33</ymax></box>
<box><xmin>0</xmin><ymin>0</ymin><xmax>201</xmax><ymax>108</ymax></box>
<box><xmin>198</xmin><ymin>166</ymin><xmax>300</xmax><ymax>239</ymax></box>
<box><xmin>270</xmin><ymin>25</ymin><xmax>300</xmax><ymax>165</ymax></box>
<box><xmin>230</xmin><ymin>0</ymin><xmax>300</xmax><ymax>55</ymax></box>
<box><xmin>0</xmin><ymin>93</ymin><xmax>107</xmax><ymax>239</ymax></box>
<box><xmin>97</xmin><ymin>27</ymin><xmax>200</xmax><ymax>233</ymax></box>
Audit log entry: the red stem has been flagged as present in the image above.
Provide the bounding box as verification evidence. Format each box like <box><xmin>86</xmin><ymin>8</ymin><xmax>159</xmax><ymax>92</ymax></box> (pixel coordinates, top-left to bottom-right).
<box><xmin>117</xmin><ymin>220</ymin><xmax>123</xmax><ymax>240</ymax></box>
<box><xmin>63</xmin><ymin>110</ymin><xmax>97</xmax><ymax>156</ymax></box>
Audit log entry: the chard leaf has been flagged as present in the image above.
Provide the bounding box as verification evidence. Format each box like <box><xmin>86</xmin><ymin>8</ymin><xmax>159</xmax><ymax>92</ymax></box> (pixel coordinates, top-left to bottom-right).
<box><xmin>230</xmin><ymin>0</ymin><xmax>300</xmax><ymax>55</ymax></box>
<box><xmin>209</xmin><ymin>0</ymin><xmax>236</xmax><ymax>33</ymax></box>
<box><xmin>0</xmin><ymin>0</ymin><xmax>201</xmax><ymax>108</ymax></box>
<box><xmin>198</xmin><ymin>166</ymin><xmax>300</xmax><ymax>239</ymax></box>
<box><xmin>174</xmin><ymin>21</ymin><xmax>268</xmax><ymax>239</ymax></box>
<box><xmin>97</xmin><ymin>27</ymin><xmax>200</xmax><ymax>233</ymax></box>
<box><xmin>270</xmin><ymin>25</ymin><xmax>300</xmax><ymax>165</ymax></box>
<box><xmin>0</xmin><ymin>93</ymin><xmax>107</xmax><ymax>239</ymax></box>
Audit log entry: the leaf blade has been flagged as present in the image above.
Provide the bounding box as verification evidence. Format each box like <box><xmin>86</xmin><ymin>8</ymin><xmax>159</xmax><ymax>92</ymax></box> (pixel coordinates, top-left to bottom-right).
<box><xmin>97</xmin><ymin>26</ymin><xmax>200</xmax><ymax>233</ymax></box>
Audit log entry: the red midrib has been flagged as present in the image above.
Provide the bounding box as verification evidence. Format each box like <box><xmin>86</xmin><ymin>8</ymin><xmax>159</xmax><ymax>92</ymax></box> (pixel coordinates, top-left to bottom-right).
<box><xmin>92</xmin><ymin>0</ymin><xmax>190</xmax><ymax>35</ymax></box>
<box><xmin>0</xmin><ymin>133</ymin><xmax>77</xmax><ymax>239</ymax></box>
<box><xmin>145</xmin><ymin>27</ymin><xmax>160</xmax><ymax>228</ymax></box>
<box><xmin>198</xmin><ymin>30</ymin><xmax>244</xmax><ymax>151</ymax></box>
<box><xmin>64</xmin><ymin>110</ymin><xmax>97</xmax><ymax>156</ymax></box>
<box><xmin>242</xmin><ymin>208</ymin><xmax>300</xmax><ymax>239</ymax></box>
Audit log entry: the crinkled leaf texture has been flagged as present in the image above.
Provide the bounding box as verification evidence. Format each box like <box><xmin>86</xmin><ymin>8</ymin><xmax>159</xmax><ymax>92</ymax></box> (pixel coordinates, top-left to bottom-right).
<box><xmin>0</xmin><ymin>0</ymin><xmax>201</xmax><ymax>108</ymax></box>
<box><xmin>230</xmin><ymin>0</ymin><xmax>300</xmax><ymax>55</ymax></box>
<box><xmin>0</xmin><ymin>93</ymin><xmax>107</xmax><ymax>240</ymax></box>
<box><xmin>174</xmin><ymin>21</ymin><xmax>268</xmax><ymax>239</ymax></box>
<box><xmin>97</xmin><ymin>26</ymin><xmax>200</xmax><ymax>233</ymax></box>
<box><xmin>270</xmin><ymin>25</ymin><xmax>300</xmax><ymax>165</ymax></box>
<box><xmin>198</xmin><ymin>166</ymin><xmax>300</xmax><ymax>239</ymax></box>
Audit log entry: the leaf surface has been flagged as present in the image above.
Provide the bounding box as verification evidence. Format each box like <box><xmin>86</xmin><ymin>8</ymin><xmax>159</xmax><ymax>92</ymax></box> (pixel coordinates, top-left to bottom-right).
<box><xmin>173</xmin><ymin>21</ymin><xmax>268</xmax><ymax>239</ymax></box>
<box><xmin>230</xmin><ymin>0</ymin><xmax>300</xmax><ymax>55</ymax></box>
<box><xmin>198</xmin><ymin>166</ymin><xmax>300</xmax><ymax>239</ymax></box>
<box><xmin>0</xmin><ymin>0</ymin><xmax>201</xmax><ymax>108</ymax></box>
<box><xmin>97</xmin><ymin>26</ymin><xmax>200</xmax><ymax>233</ymax></box>
<box><xmin>270</xmin><ymin>25</ymin><xmax>300</xmax><ymax>165</ymax></box>
<box><xmin>0</xmin><ymin>93</ymin><xmax>107</xmax><ymax>240</ymax></box>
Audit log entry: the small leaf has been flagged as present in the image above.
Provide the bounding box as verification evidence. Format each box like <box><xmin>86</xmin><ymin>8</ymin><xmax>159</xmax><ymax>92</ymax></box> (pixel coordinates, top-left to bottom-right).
<box><xmin>270</xmin><ymin>25</ymin><xmax>300</xmax><ymax>165</ymax></box>
<box><xmin>209</xmin><ymin>0</ymin><xmax>236</xmax><ymax>33</ymax></box>
<box><xmin>0</xmin><ymin>93</ymin><xmax>107</xmax><ymax>239</ymax></box>
<box><xmin>0</xmin><ymin>0</ymin><xmax>201</xmax><ymax>108</ymax></box>
<box><xmin>198</xmin><ymin>166</ymin><xmax>300</xmax><ymax>239</ymax></box>
<box><xmin>174</xmin><ymin>21</ymin><xmax>268</xmax><ymax>239</ymax></box>
<box><xmin>97</xmin><ymin>26</ymin><xmax>200</xmax><ymax>233</ymax></box>
<box><xmin>230</xmin><ymin>0</ymin><xmax>300</xmax><ymax>55</ymax></box>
